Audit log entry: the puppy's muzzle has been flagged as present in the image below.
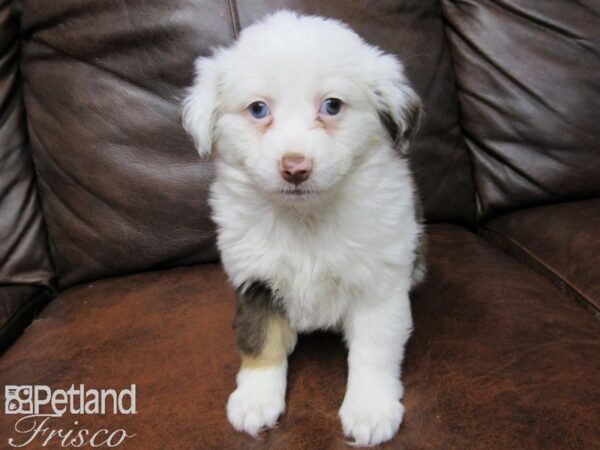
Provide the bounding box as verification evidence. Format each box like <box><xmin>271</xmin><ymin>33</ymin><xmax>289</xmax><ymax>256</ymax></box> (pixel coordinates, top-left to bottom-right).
<box><xmin>280</xmin><ymin>153</ymin><xmax>313</xmax><ymax>185</ymax></box>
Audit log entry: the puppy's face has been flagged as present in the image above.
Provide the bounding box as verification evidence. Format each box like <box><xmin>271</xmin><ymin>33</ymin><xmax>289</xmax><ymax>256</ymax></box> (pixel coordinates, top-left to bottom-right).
<box><xmin>183</xmin><ymin>11</ymin><xmax>421</xmax><ymax>201</ymax></box>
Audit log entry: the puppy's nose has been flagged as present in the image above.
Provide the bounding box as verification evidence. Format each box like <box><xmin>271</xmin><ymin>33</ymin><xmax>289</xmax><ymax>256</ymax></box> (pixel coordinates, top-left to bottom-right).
<box><xmin>280</xmin><ymin>154</ymin><xmax>313</xmax><ymax>185</ymax></box>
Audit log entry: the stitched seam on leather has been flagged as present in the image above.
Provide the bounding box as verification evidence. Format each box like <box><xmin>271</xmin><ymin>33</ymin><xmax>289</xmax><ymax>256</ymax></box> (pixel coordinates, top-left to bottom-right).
<box><xmin>480</xmin><ymin>227</ymin><xmax>599</xmax><ymax>315</ymax></box>
<box><xmin>482</xmin><ymin>227</ymin><xmax>589</xmax><ymax>302</ymax></box>
<box><xmin>227</xmin><ymin>0</ymin><xmax>240</xmax><ymax>39</ymax></box>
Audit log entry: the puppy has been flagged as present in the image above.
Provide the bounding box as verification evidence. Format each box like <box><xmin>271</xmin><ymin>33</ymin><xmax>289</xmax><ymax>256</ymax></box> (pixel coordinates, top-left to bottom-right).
<box><xmin>183</xmin><ymin>11</ymin><xmax>425</xmax><ymax>446</ymax></box>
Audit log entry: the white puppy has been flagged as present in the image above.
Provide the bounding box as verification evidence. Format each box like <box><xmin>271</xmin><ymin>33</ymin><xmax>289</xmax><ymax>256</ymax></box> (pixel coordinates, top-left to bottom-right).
<box><xmin>183</xmin><ymin>11</ymin><xmax>425</xmax><ymax>446</ymax></box>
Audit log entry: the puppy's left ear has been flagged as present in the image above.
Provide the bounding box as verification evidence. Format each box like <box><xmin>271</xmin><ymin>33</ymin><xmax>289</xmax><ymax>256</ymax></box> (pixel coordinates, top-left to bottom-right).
<box><xmin>370</xmin><ymin>54</ymin><xmax>423</xmax><ymax>153</ymax></box>
<box><xmin>182</xmin><ymin>56</ymin><xmax>220</xmax><ymax>157</ymax></box>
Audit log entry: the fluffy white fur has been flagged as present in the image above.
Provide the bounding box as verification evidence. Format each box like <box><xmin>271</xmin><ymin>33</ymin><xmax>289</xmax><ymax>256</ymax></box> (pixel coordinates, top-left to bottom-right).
<box><xmin>183</xmin><ymin>11</ymin><xmax>423</xmax><ymax>446</ymax></box>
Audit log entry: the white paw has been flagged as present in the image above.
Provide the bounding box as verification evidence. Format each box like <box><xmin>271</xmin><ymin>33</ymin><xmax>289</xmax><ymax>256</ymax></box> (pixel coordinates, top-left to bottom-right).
<box><xmin>339</xmin><ymin>391</ymin><xmax>404</xmax><ymax>446</ymax></box>
<box><xmin>227</xmin><ymin>365</ymin><xmax>286</xmax><ymax>437</ymax></box>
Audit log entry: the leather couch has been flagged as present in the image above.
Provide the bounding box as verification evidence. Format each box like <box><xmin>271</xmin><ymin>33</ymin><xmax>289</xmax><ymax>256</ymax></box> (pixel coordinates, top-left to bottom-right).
<box><xmin>1</xmin><ymin>1</ymin><xmax>598</xmax><ymax>448</ymax></box>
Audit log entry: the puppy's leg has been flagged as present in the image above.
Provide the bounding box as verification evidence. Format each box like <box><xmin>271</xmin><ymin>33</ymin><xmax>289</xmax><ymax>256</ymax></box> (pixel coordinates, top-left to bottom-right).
<box><xmin>339</xmin><ymin>282</ymin><xmax>413</xmax><ymax>446</ymax></box>
<box><xmin>227</xmin><ymin>281</ymin><xmax>297</xmax><ymax>436</ymax></box>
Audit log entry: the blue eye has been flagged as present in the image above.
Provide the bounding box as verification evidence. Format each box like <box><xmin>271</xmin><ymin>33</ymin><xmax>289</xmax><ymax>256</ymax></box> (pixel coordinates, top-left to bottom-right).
<box><xmin>320</xmin><ymin>98</ymin><xmax>343</xmax><ymax>116</ymax></box>
<box><xmin>249</xmin><ymin>101</ymin><xmax>270</xmax><ymax>119</ymax></box>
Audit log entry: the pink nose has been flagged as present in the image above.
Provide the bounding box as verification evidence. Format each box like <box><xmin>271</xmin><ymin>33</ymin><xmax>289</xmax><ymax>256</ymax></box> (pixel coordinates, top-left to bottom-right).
<box><xmin>280</xmin><ymin>154</ymin><xmax>313</xmax><ymax>185</ymax></box>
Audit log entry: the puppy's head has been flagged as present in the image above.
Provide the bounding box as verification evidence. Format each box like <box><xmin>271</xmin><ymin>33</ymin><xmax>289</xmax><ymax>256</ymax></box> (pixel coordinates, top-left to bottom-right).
<box><xmin>183</xmin><ymin>11</ymin><xmax>421</xmax><ymax>200</ymax></box>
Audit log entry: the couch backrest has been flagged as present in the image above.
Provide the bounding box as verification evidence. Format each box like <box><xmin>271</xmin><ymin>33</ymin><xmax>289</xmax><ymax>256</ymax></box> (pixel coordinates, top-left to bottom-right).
<box><xmin>15</xmin><ymin>0</ymin><xmax>235</xmax><ymax>288</ymax></box>
<box><xmin>16</xmin><ymin>0</ymin><xmax>599</xmax><ymax>289</ymax></box>
<box><xmin>441</xmin><ymin>0</ymin><xmax>600</xmax><ymax>220</ymax></box>
<box><xmin>16</xmin><ymin>0</ymin><xmax>476</xmax><ymax>288</ymax></box>
<box><xmin>0</xmin><ymin>0</ymin><xmax>53</xmax><ymax>305</ymax></box>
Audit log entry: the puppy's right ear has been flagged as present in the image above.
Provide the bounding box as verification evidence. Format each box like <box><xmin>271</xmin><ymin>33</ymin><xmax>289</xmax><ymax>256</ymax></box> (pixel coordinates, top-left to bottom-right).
<box><xmin>182</xmin><ymin>56</ymin><xmax>220</xmax><ymax>156</ymax></box>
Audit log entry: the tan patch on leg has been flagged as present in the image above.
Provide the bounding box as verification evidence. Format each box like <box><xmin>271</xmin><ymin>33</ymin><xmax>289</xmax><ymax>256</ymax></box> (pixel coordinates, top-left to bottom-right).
<box><xmin>240</xmin><ymin>314</ymin><xmax>297</xmax><ymax>369</ymax></box>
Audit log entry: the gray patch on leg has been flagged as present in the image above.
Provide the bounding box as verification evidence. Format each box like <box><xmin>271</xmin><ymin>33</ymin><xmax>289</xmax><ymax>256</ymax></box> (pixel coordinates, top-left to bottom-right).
<box><xmin>411</xmin><ymin>190</ymin><xmax>427</xmax><ymax>289</ymax></box>
<box><xmin>411</xmin><ymin>234</ymin><xmax>427</xmax><ymax>288</ymax></box>
<box><xmin>234</xmin><ymin>281</ymin><xmax>284</xmax><ymax>356</ymax></box>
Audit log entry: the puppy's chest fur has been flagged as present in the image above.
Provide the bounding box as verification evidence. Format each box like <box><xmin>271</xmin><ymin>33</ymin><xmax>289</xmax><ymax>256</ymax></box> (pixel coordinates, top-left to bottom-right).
<box><xmin>221</xmin><ymin>211</ymin><xmax>369</xmax><ymax>330</ymax></box>
<box><xmin>212</xmin><ymin>171</ymin><xmax>418</xmax><ymax>332</ymax></box>
<box><xmin>258</xmin><ymin>224</ymin><xmax>367</xmax><ymax>331</ymax></box>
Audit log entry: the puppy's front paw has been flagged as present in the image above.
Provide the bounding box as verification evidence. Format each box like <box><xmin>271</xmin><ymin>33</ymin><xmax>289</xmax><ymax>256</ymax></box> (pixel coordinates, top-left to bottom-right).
<box><xmin>227</xmin><ymin>387</ymin><xmax>284</xmax><ymax>437</ymax></box>
<box><xmin>339</xmin><ymin>391</ymin><xmax>404</xmax><ymax>446</ymax></box>
<box><xmin>227</xmin><ymin>366</ymin><xmax>286</xmax><ymax>437</ymax></box>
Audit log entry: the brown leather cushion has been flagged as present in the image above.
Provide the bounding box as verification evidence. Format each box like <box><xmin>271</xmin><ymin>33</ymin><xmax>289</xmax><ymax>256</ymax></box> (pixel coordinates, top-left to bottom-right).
<box><xmin>441</xmin><ymin>0</ymin><xmax>600</xmax><ymax>220</ymax></box>
<box><xmin>1</xmin><ymin>1</ymin><xmax>54</xmax><ymax>287</ymax></box>
<box><xmin>482</xmin><ymin>199</ymin><xmax>600</xmax><ymax>311</ymax></box>
<box><xmin>2</xmin><ymin>225</ymin><xmax>598</xmax><ymax>449</ymax></box>
<box><xmin>17</xmin><ymin>0</ymin><xmax>476</xmax><ymax>289</ymax></box>
<box><xmin>0</xmin><ymin>1</ymin><xmax>54</xmax><ymax>344</ymax></box>
<box><xmin>16</xmin><ymin>0</ymin><xmax>232</xmax><ymax>289</ymax></box>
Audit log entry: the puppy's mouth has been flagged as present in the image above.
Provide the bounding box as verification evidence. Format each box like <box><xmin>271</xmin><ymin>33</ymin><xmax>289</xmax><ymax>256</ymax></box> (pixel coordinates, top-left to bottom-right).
<box><xmin>279</xmin><ymin>188</ymin><xmax>317</xmax><ymax>198</ymax></box>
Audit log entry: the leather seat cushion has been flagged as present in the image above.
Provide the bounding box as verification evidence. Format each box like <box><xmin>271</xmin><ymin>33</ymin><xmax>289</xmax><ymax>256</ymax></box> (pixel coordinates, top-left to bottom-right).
<box><xmin>1</xmin><ymin>225</ymin><xmax>598</xmax><ymax>449</ymax></box>
<box><xmin>482</xmin><ymin>199</ymin><xmax>600</xmax><ymax>311</ymax></box>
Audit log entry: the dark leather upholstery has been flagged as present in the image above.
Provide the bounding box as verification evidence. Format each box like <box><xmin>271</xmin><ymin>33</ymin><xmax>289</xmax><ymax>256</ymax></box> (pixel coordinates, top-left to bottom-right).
<box><xmin>15</xmin><ymin>0</ymin><xmax>230</xmax><ymax>288</ymax></box>
<box><xmin>1</xmin><ymin>226</ymin><xmax>598</xmax><ymax>449</ymax></box>
<box><xmin>0</xmin><ymin>0</ymin><xmax>53</xmax><ymax>340</ymax></box>
<box><xmin>442</xmin><ymin>0</ymin><xmax>600</xmax><ymax>220</ymax></box>
<box><xmin>1</xmin><ymin>0</ymin><xmax>599</xmax><ymax>448</ymax></box>
<box><xmin>482</xmin><ymin>199</ymin><xmax>600</xmax><ymax>312</ymax></box>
